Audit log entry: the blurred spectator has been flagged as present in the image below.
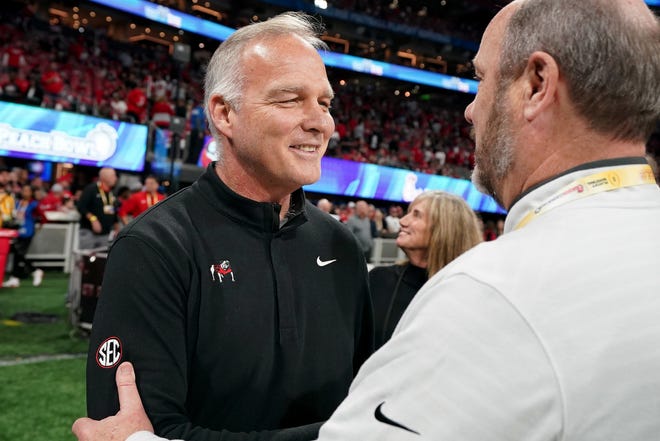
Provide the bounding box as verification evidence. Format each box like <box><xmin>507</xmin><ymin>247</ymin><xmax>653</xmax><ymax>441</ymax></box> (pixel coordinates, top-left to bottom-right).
<box><xmin>24</xmin><ymin>71</ymin><xmax>44</xmax><ymax>106</ymax></box>
<box><xmin>369</xmin><ymin>191</ymin><xmax>483</xmax><ymax>349</ymax></box>
<box><xmin>384</xmin><ymin>204</ymin><xmax>402</xmax><ymax>236</ymax></box>
<box><xmin>32</xmin><ymin>186</ymin><xmax>45</xmax><ymax>209</ymax></box>
<box><xmin>147</xmin><ymin>72</ymin><xmax>169</xmax><ymax>102</ymax></box>
<box><xmin>56</xmin><ymin>170</ymin><xmax>74</xmax><ymax>190</ymax></box>
<box><xmin>12</xmin><ymin>167</ymin><xmax>28</xmax><ymax>189</ymax></box>
<box><xmin>2</xmin><ymin>184</ymin><xmax>43</xmax><ymax>288</ymax></box>
<box><xmin>109</xmin><ymin>89</ymin><xmax>128</xmax><ymax>121</ymax></box>
<box><xmin>40</xmin><ymin>61</ymin><xmax>64</xmax><ymax>108</ymax></box>
<box><xmin>30</xmin><ymin>176</ymin><xmax>44</xmax><ymax>192</ymax></box>
<box><xmin>369</xmin><ymin>204</ymin><xmax>388</xmax><ymax>237</ymax></box>
<box><xmin>317</xmin><ymin>198</ymin><xmax>340</xmax><ymax>221</ymax></box>
<box><xmin>186</xmin><ymin>100</ymin><xmax>206</xmax><ymax>164</ymax></box>
<box><xmin>0</xmin><ymin>167</ymin><xmax>15</xmax><ymax>228</ymax></box>
<box><xmin>346</xmin><ymin>200</ymin><xmax>374</xmax><ymax>262</ymax></box>
<box><xmin>114</xmin><ymin>185</ymin><xmax>132</xmax><ymax>218</ymax></box>
<box><xmin>0</xmin><ymin>69</ymin><xmax>29</xmax><ymax>102</ymax></box>
<box><xmin>77</xmin><ymin>167</ymin><xmax>119</xmax><ymax>249</ymax></box>
<box><xmin>483</xmin><ymin>220</ymin><xmax>497</xmax><ymax>241</ymax></box>
<box><xmin>1</xmin><ymin>40</ymin><xmax>26</xmax><ymax>73</ymax></box>
<box><xmin>150</xmin><ymin>96</ymin><xmax>174</xmax><ymax>129</ymax></box>
<box><xmin>126</xmin><ymin>80</ymin><xmax>148</xmax><ymax>124</ymax></box>
<box><xmin>37</xmin><ymin>183</ymin><xmax>75</xmax><ymax>223</ymax></box>
<box><xmin>118</xmin><ymin>175</ymin><xmax>166</xmax><ymax>226</ymax></box>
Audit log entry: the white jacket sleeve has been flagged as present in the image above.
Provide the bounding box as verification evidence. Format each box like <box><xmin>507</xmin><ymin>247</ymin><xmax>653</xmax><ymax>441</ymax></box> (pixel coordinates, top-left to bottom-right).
<box><xmin>127</xmin><ymin>431</ymin><xmax>183</xmax><ymax>441</ymax></box>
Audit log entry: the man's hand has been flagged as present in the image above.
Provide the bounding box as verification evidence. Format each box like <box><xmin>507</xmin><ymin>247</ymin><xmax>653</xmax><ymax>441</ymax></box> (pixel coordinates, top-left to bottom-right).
<box><xmin>91</xmin><ymin>219</ymin><xmax>102</xmax><ymax>234</ymax></box>
<box><xmin>72</xmin><ymin>362</ymin><xmax>154</xmax><ymax>441</ymax></box>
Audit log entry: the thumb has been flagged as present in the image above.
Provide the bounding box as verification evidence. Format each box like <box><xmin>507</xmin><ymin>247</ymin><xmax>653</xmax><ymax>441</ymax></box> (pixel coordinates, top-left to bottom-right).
<box><xmin>115</xmin><ymin>362</ymin><xmax>145</xmax><ymax>414</ymax></box>
<box><xmin>71</xmin><ymin>417</ymin><xmax>93</xmax><ymax>439</ymax></box>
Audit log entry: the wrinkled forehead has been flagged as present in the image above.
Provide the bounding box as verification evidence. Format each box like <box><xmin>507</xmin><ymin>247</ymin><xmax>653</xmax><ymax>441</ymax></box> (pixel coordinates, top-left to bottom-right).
<box><xmin>242</xmin><ymin>35</ymin><xmax>332</xmax><ymax>90</ymax></box>
<box><xmin>243</xmin><ymin>33</ymin><xmax>318</xmax><ymax>64</ymax></box>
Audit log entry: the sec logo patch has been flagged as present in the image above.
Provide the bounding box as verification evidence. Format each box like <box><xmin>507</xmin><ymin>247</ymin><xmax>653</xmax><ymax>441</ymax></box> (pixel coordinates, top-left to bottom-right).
<box><xmin>96</xmin><ymin>336</ymin><xmax>122</xmax><ymax>368</ymax></box>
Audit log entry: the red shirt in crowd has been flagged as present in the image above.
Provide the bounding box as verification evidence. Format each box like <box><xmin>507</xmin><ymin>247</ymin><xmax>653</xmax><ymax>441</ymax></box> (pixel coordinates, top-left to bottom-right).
<box><xmin>2</xmin><ymin>46</ymin><xmax>26</xmax><ymax>70</ymax></box>
<box><xmin>41</xmin><ymin>69</ymin><xmax>64</xmax><ymax>95</ymax></box>
<box><xmin>151</xmin><ymin>99</ymin><xmax>174</xmax><ymax>128</ymax></box>
<box><xmin>118</xmin><ymin>191</ymin><xmax>165</xmax><ymax>223</ymax></box>
<box><xmin>37</xmin><ymin>189</ymin><xmax>72</xmax><ymax>222</ymax></box>
<box><xmin>126</xmin><ymin>86</ymin><xmax>148</xmax><ymax>123</ymax></box>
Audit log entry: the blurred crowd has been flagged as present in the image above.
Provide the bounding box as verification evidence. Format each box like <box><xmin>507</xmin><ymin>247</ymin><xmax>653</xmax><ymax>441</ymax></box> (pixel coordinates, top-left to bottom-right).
<box><xmin>2</xmin><ymin>1</ymin><xmax>658</xmax><ymax>179</ymax></box>
<box><xmin>326</xmin><ymin>78</ymin><xmax>475</xmax><ymax>179</ymax></box>
<box><xmin>330</xmin><ymin>0</ymin><xmax>488</xmax><ymax>42</ymax></box>
<box><xmin>0</xmin><ymin>0</ymin><xmax>476</xmax><ymax>178</ymax></box>
<box><xmin>0</xmin><ymin>158</ymin><xmax>505</xmax><ymax>289</ymax></box>
<box><xmin>314</xmin><ymin>196</ymin><xmax>503</xmax><ymax>257</ymax></box>
<box><xmin>0</xmin><ymin>163</ymin><xmax>167</xmax><ymax>287</ymax></box>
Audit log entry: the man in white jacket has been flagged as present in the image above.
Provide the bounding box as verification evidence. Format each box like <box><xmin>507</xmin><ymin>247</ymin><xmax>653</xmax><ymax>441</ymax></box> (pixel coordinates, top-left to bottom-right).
<box><xmin>73</xmin><ymin>0</ymin><xmax>660</xmax><ymax>439</ymax></box>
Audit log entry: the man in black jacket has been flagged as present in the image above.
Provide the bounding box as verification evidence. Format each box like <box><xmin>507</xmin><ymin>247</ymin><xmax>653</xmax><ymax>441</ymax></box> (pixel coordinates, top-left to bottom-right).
<box><xmin>77</xmin><ymin>167</ymin><xmax>119</xmax><ymax>249</ymax></box>
<box><xmin>81</xmin><ymin>11</ymin><xmax>373</xmax><ymax>441</ymax></box>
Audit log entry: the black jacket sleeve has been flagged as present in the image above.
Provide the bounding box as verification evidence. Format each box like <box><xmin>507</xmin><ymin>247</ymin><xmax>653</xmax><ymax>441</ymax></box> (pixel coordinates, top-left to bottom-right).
<box><xmin>368</xmin><ymin>265</ymin><xmax>398</xmax><ymax>350</ymax></box>
<box><xmin>352</xmin><ymin>252</ymin><xmax>375</xmax><ymax>375</ymax></box>
<box><xmin>86</xmin><ymin>235</ymin><xmax>323</xmax><ymax>441</ymax></box>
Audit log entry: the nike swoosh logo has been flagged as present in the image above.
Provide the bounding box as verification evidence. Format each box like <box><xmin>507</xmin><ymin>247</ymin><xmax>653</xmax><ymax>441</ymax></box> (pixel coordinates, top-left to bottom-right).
<box><xmin>316</xmin><ymin>256</ymin><xmax>337</xmax><ymax>267</ymax></box>
<box><xmin>374</xmin><ymin>402</ymin><xmax>420</xmax><ymax>435</ymax></box>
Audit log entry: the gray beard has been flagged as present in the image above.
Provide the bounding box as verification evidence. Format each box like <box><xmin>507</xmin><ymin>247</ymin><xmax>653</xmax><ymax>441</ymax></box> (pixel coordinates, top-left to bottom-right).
<box><xmin>470</xmin><ymin>95</ymin><xmax>515</xmax><ymax>207</ymax></box>
<box><xmin>471</xmin><ymin>147</ymin><xmax>513</xmax><ymax>209</ymax></box>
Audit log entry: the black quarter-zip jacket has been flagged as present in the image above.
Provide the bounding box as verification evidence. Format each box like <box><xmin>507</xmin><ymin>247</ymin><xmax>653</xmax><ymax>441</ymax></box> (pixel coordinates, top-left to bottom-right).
<box><xmin>86</xmin><ymin>164</ymin><xmax>374</xmax><ymax>441</ymax></box>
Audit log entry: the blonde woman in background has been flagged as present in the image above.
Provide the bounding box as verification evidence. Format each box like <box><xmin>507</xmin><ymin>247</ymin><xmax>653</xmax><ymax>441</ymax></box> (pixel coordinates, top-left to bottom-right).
<box><xmin>369</xmin><ymin>190</ymin><xmax>483</xmax><ymax>349</ymax></box>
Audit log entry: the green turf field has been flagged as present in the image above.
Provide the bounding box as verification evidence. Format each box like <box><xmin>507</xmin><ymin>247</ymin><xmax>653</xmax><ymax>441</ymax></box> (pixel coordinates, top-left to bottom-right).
<box><xmin>0</xmin><ymin>271</ymin><xmax>89</xmax><ymax>440</ymax></box>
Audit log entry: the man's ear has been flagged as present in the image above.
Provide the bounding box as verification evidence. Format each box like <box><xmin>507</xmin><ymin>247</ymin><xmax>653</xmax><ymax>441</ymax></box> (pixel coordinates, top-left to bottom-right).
<box><xmin>208</xmin><ymin>95</ymin><xmax>234</xmax><ymax>138</ymax></box>
<box><xmin>522</xmin><ymin>51</ymin><xmax>559</xmax><ymax>122</ymax></box>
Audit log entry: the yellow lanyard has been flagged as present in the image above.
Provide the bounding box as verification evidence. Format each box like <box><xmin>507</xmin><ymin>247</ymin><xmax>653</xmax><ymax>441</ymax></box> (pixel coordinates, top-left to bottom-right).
<box><xmin>515</xmin><ymin>164</ymin><xmax>655</xmax><ymax>230</ymax></box>
<box><xmin>98</xmin><ymin>183</ymin><xmax>115</xmax><ymax>206</ymax></box>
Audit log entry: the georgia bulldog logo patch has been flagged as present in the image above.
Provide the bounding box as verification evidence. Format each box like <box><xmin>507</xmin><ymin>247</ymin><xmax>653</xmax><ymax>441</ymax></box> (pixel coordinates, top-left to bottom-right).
<box><xmin>210</xmin><ymin>260</ymin><xmax>236</xmax><ymax>283</ymax></box>
<box><xmin>96</xmin><ymin>336</ymin><xmax>122</xmax><ymax>368</ymax></box>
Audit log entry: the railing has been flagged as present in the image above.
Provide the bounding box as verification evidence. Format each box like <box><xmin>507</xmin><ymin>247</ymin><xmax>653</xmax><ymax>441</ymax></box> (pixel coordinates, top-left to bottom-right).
<box><xmin>26</xmin><ymin>213</ymin><xmax>81</xmax><ymax>273</ymax></box>
<box><xmin>370</xmin><ymin>237</ymin><xmax>407</xmax><ymax>267</ymax></box>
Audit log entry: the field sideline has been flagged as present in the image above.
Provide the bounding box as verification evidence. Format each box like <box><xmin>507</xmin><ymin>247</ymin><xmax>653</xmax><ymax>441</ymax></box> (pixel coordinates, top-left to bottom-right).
<box><xmin>0</xmin><ymin>271</ymin><xmax>89</xmax><ymax>440</ymax></box>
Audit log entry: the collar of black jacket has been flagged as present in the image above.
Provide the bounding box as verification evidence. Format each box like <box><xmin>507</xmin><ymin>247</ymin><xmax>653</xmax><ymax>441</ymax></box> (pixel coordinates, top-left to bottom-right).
<box><xmin>193</xmin><ymin>162</ymin><xmax>308</xmax><ymax>233</ymax></box>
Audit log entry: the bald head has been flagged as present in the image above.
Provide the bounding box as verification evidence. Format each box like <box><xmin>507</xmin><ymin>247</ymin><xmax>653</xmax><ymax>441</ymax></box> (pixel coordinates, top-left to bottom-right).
<box><xmin>468</xmin><ymin>0</ymin><xmax>659</xmax><ymax>208</ymax></box>
<box><xmin>496</xmin><ymin>0</ymin><xmax>660</xmax><ymax>142</ymax></box>
<box><xmin>317</xmin><ymin>198</ymin><xmax>333</xmax><ymax>213</ymax></box>
<box><xmin>99</xmin><ymin>168</ymin><xmax>117</xmax><ymax>188</ymax></box>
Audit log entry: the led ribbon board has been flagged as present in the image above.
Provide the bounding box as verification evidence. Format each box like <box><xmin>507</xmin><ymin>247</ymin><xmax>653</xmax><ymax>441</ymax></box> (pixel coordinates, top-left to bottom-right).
<box><xmin>321</xmin><ymin>52</ymin><xmax>478</xmax><ymax>94</ymax></box>
<box><xmin>305</xmin><ymin>157</ymin><xmax>505</xmax><ymax>214</ymax></box>
<box><xmin>0</xmin><ymin>101</ymin><xmax>148</xmax><ymax>172</ymax></box>
<box><xmin>87</xmin><ymin>0</ymin><xmax>478</xmax><ymax>95</ymax></box>
<box><xmin>87</xmin><ymin>0</ymin><xmax>235</xmax><ymax>41</ymax></box>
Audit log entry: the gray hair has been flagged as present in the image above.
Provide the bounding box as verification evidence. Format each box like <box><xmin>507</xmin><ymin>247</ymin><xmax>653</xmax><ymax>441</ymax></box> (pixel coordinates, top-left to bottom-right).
<box><xmin>203</xmin><ymin>12</ymin><xmax>328</xmax><ymax>140</ymax></box>
<box><xmin>499</xmin><ymin>0</ymin><xmax>660</xmax><ymax>142</ymax></box>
